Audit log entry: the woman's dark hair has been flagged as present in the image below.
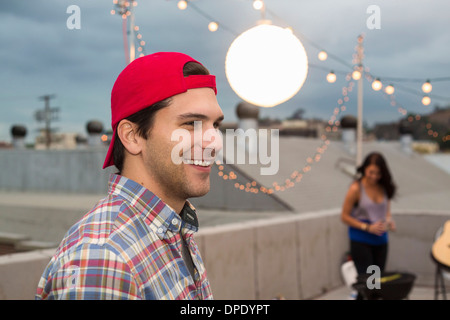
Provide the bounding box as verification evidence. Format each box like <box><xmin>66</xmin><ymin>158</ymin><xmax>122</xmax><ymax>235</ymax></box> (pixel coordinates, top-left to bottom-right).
<box><xmin>113</xmin><ymin>61</ymin><xmax>211</xmax><ymax>173</ymax></box>
<box><xmin>356</xmin><ymin>152</ymin><xmax>396</xmax><ymax>199</ymax></box>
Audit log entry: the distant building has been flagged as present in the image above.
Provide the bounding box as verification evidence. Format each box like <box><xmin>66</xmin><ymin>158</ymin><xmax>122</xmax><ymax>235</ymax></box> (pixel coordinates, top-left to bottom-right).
<box><xmin>33</xmin><ymin>120</ymin><xmax>109</xmax><ymax>150</ymax></box>
<box><xmin>372</xmin><ymin>106</ymin><xmax>450</xmax><ymax>150</ymax></box>
<box><xmin>428</xmin><ymin>106</ymin><xmax>450</xmax><ymax>127</ymax></box>
<box><xmin>373</xmin><ymin>122</ymin><xmax>399</xmax><ymax>140</ymax></box>
<box><xmin>35</xmin><ymin>130</ymin><xmax>78</xmax><ymax>150</ymax></box>
<box><xmin>279</xmin><ymin>118</ymin><xmax>326</xmax><ymax>138</ymax></box>
<box><xmin>221</xmin><ymin>102</ymin><xmax>333</xmax><ymax>139</ymax></box>
<box><xmin>0</xmin><ymin>142</ymin><xmax>12</xmax><ymax>149</ymax></box>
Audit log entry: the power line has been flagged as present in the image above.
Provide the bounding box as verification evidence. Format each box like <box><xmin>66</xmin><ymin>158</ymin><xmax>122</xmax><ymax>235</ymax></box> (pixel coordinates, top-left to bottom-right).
<box><xmin>188</xmin><ymin>2</ymin><xmax>240</xmax><ymax>36</ymax></box>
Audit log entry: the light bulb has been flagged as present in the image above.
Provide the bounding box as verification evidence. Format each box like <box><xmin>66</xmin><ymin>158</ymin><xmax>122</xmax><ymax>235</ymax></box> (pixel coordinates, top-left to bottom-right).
<box><xmin>422</xmin><ymin>80</ymin><xmax>432</xmax><ymax>93</ymax></box>
<box><xmin>177</xmin><ymin>0</ymin><xmax>187</xmax><ymax>10</ymax></box>
<box><xmin>352</xmin><ymin>70</ymin><xmax>361</xmax><ymax>80</ymax></box>
<box><xmin>318</xmin><ymin>51</ymin><xmax>327</xmax><ymax>61</ymax></box>
<box><xmin>385</xmin><ymin>84</ymin><xmax>394</xmax><ymax>95</ymax></box>
<box><xmin>327</xmin><ymin>71</ymin><xmax>336</xmax><ymax>83</ymax></box>
<box><xmin>253</xmin><ymin>0</ymin><xmax>264</xmax><ymax>10</ymax></box>
<box><xmin>225</xmin><ymin>24</ymin><xmax>308</xmax><ymax>107</ymax></box>
<box><xmin>422</xmin><ymin>95</ymin><xmax>431</xmax><ymax>106</ymax></box>
<box><xmin>372</xmin><ymin>78</ymin><xmax>382</xmax><ymax>91</ymax></box>
<box><xmin>208</xmin><ymin>22</ymin><xmax>218</xmax><ymax>32</ymax></box>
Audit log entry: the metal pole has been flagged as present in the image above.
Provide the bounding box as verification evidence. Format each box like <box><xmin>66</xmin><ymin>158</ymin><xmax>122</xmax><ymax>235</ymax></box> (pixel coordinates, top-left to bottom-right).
<box><xmin>356</xmin><ymin>35</ymin><xmax>364</xmax><ymax>167</ymax></box>
<box><xmin>129</xmin><ymin>5</ymin><xmax>135</xmax><ymax>63</ymax></box>
<box><xmin>44</xmin><ymin>96</ymin><xmax>50</xmax><ymax>149</ymax></box>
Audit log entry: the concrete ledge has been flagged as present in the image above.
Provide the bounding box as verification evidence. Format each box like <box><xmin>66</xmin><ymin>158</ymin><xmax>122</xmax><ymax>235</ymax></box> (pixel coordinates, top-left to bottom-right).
<box><xmin>198</xmin><ymin>209</ymin><xmax>450</xmax><ymax>299</ymax></box>
<box><xmin>0</xmin><ymin>232</ymin><xmax>30</xmax><ymax>245</ymax></box>
<box><xmin>14</xmin><ymin>241</ymin><xmax>58</xmax><ymax>252</ymax></box>
<box><xmin>0</xmin><ymin>249</ymin><xmax>55</xmax><ymax>300</ymax></box>
<box><xmin>198</xmin><ymin>209</ymin><xmax>348</xmax><ymax>299</ymax></box>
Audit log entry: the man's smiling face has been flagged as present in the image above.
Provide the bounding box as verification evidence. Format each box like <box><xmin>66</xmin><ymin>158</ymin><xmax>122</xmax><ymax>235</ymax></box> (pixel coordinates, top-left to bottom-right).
<box><xmin>141</xmin><ymin>87</ymin><xmax>224</xmax><ymax>202</ymax></box>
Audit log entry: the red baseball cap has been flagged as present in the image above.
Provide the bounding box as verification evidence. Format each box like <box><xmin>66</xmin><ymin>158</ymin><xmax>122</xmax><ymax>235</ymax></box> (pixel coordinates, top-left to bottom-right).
<box><xmin>103</xmin><ymin>52</ymin><xmax>217</xmax><ymax>169</ymax></box>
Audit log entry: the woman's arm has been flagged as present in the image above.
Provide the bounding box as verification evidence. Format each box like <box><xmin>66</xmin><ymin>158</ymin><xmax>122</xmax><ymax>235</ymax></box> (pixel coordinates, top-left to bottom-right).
<box><xmin>340</xmin><ymin>181</ymin><xmax>369</xmax><ymax>231</ymax></box>
<box><xmin>385</xmin><ymin>200</ymin><xmax>396</xmax><ymax>231</ymax></box>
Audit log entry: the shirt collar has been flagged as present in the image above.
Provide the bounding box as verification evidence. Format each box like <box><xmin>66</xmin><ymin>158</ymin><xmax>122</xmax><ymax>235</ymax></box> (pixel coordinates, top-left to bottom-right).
<box><xmin>108</xmin><ymin>174</ymin><xmax>199</xmax><ymax>240</ymax></box>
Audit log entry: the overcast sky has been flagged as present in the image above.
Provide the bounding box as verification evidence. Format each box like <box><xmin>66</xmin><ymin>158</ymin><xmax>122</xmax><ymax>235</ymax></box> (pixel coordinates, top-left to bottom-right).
<box><xmin>1</xmin><ymin>0</ymin><xmax>449</xmax><ymax>143</ymax></box>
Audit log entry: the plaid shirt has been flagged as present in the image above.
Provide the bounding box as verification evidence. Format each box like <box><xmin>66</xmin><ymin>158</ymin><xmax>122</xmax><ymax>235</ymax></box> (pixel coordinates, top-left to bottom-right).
<box><xmin>36</xmin><ymin>174</ymin><xmax>213</xmax><ymax>300</ymax></box>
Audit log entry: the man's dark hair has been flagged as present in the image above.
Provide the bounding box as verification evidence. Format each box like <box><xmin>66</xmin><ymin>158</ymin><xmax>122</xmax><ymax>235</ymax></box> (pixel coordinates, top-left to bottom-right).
<box><xmin>113</xmin><ymin>61</ymin><xmax>211</xmax><ymax>174</ymax></box>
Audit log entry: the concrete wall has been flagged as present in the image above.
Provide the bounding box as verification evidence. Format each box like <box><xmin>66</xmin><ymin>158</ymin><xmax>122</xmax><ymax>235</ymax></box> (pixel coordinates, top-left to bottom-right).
<box><xmin>195</xmin><ymin>209</ymin><xmax>348</xmax><ymax>299</ymax></box>
<box><xmin>0</xmin><ymin>209</ymin><xmax>448</xmax><ymax>300</ymax></box>
<box><xmin>387</xmin><ymin>211</ymin><xmax>450</xmax><ymax>284</ymax></box>
<box><xmin>0</xmin><ymin>149</ymin><xmax>114</xmax><ymax>193</ymax></box>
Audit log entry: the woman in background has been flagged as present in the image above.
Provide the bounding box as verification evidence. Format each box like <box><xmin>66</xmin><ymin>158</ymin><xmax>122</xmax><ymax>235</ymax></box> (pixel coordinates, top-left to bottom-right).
<box><xmin>341</xmin><ymin>152</ymin><xmax>397</xmax><ymax>281</ymax></box>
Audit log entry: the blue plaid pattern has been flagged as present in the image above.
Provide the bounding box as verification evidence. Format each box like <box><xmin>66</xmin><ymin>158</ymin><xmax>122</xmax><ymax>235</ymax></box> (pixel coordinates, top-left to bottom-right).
<box><xmin>36</xmin><ymin>174</ymin><xmax>213</xmax><ymax>300</ymax></box>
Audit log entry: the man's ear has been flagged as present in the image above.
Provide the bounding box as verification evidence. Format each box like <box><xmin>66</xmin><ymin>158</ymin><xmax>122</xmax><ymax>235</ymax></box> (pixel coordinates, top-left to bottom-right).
<box><xmin>116</xmin><ymin>119</ymin><xmax>142</xmax><ymax>155</ymax></box>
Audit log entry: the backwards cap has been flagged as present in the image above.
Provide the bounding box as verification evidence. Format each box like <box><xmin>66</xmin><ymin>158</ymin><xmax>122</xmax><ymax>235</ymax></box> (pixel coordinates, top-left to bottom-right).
<box><xmin>103</xmin><ymin>52</ymin><xmax>217</xmax><ymax>169</ymax></box>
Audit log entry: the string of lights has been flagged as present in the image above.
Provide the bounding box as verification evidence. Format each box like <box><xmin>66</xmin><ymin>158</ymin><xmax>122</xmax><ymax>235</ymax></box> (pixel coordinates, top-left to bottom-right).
<box><xmin>114</xmin><ymin>0</ymin><xmax>449</xmax><ymax>107</ymax></box>
<box><xmin>173</xmin><ymin>0</ymin><xmax>449</xmax><ymax>108</ymax></box>
<box><xmin>364</xmin><ymin>72</ymin><xmax>446</xmax><ymax>142</ymax></box>
<box><xmin>215</xmin><ymin>75</ymin><xmax>355</xmax><ymax>194</ymax></box>
<box><xmin>212</xmin><ymin>68</ymin><xmax>356</xmax><ymax>194</ymax></box>
<box><xmin>178</xmin><ymin>1</ymin><xmax>240</xmax><ymax>36</ymax></box>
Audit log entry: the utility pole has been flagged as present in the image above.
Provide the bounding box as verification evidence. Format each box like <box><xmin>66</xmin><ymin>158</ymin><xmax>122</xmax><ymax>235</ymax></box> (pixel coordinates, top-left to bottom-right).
<box><xmin>355</xmin><ymin>35</ymin><xmax>364</xmax><ymax>167</ymax></box>
<box><xmin>36</xmin><ymin>94</ymin><xmax>58</xmax><ymax>149</ymax></box>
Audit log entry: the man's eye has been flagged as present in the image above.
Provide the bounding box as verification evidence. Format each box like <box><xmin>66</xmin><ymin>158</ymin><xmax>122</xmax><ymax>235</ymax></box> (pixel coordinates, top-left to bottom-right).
<box><xmin>184</xmin><ymin>121</ymin><xmax>195</xmax><ymax>126</ymax></box>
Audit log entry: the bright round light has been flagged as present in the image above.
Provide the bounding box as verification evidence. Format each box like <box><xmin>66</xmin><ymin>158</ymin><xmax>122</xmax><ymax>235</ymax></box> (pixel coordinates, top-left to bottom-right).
<box><xmin>352</xmin><ymin>70</ymin><xmax>361</xmax><ymax>80</ymax></box>
<box><xmin>385</xmin><ymin>84</ymin><xmax>395</xmax><ymax>95</ymax></box>
<box><xmin>422</xmin><ymin>80</ymin><xmax>432</xmax><ymax>93</ymax></box>
<box><xmin>326</xmin><ymin>71</ymin><xmax>336</xmax><ymax>83</ymax></box>
<box><xmin>422</xmin><ymin>95</ymin><xmax>431</xmax><ymax>105</ymax></box>
<box><xmin>208</xmin><ymin>21</ymin><xmax>218</xmax><ymax>32</ymax></box>
<box><xmin>253</xmin><ymin>0</ymin><xmax>264</xmax><ymax>10</ymax></box>
<box><xmin>225</xmin><ymin>24</ymin><xmax>308</xmax><ymax>108</ymax></box>
<box><xmin>318</xmin><ymin>51</ymin><xmax>327</xmax><ymax>61</ymax></box>
<box><xmin>372</xmin><ymin>78</ymin><xmax>382</xmax><ymax>91</ymax></box>
<box><xmin>177</xmin><ymin>0</ymin><xmax>187</xmax><ymax>10</ymax></box>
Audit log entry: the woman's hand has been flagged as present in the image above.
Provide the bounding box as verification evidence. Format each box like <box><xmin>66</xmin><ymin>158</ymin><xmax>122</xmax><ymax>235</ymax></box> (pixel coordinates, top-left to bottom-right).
<box><xmin>368</xmin><ymin>221</ymin><xmax>387</xmax><ymax>236</ymax></box>
<box><xmin>387</xmin><ymin>219</ymin><xmax>396</xmax><ymax>232</ymax></box>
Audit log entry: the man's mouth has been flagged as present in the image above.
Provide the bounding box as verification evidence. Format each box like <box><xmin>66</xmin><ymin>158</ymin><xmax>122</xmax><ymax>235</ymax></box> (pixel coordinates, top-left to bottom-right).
<box><xmin>183</xmin><ymin>159</ymin><xmax>213</xmax><ymax>167</ymax></box>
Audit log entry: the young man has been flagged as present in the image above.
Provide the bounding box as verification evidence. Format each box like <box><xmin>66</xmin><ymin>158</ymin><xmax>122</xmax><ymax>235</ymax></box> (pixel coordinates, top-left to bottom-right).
<box><xmin>36</xmin><ymin>52</ymin><xmax>224</xmax><ymax>300</ymax></box>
